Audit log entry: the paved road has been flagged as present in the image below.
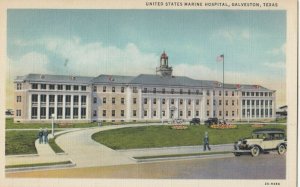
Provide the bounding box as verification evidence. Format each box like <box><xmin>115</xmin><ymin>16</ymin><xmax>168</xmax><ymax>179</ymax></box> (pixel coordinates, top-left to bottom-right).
<box><xmin>7</xmin><ymin>153</ymin><xmax>286</xmax><ymax>179</ymax></box>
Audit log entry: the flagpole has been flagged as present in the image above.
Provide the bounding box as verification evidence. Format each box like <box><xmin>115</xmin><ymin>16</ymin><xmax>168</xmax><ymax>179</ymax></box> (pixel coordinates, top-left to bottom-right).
<box><xmin>222</xmin><ymin>54</ymin><xmax>224</xmax><ymax>121</ymax></box>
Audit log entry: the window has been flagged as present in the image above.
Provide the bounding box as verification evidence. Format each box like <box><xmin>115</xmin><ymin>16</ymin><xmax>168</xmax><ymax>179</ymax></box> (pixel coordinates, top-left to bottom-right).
<box><xmin>41</xmin><ymin>95</ymin><xmax>46</xmax><ymax>103</ymax></box>
<box><xmin>213</xmin><ymin>100</ymin><xmax>216</xmax><ymax>105</ymax></box>
<box><xmin>207</xmin><ymin>111</ymin><xmax>210</xmax><ymax>117</ymax></box>
<box><xmin>242</xmin><ymin>92</ymin><xmax>245</xmax><ymax>96</ymax></box>
<box><xmin>213</xmin><ymin>110</ymin><xmax>216</xmax><ymax>117</ymax></box>
<box><xmin>256</xmin><ymin>100</ymin><xmax>259</xmax><ymax>106</ymax></box>
<box><xmin>219</xmin><ymin>111</ymin><xmax>222</xmax><ymax>117</ymax></box>
<box><xmin>219</xmin><ymin>91</ymin><xmax>222</xmax><ymax>96</ymax></box>
<box><xmin>73</xmin><ymin>108</ymin><xmax>78</xmax><ymax>119</ymax></box>
<box><xmin>251</xmin><ymin>92</ymin><xmax>254</xmax><ymax>96</ymax></box>
<box><xmin>81</xmin><ymin>96</ymin><xmax>86</xmax><ymax>105</ymax></box>
<box><xmin>180</xmin><ymin>99</ymin><xmax>183</xmax><ymax>105</ymax></box>
<box><xmin>49</xmin><ymin>107</ymin><xmax>54</xmax><ymax>119</ymax></box>
<box><xmin>225</xmin><ymin>91</ymin><xmax>228</xmax><ymax>96</ymax></box>
<box><xmin>260</xmin><ymin>92</ymin><xmax>263</xmax><ymax>96</ymax></box>
<box><xmin>73</xmin><ymin>96</ymin><xmax>79</xmax><ymax>105</ymax></box>
<box><xmin>41</xmin><ymin>84</ymin><xmax>46</xmax><ymax>90</ymax></box>
<box><xmin>16</xmin><ymin>109</ymin><xmax>21</xmax><ymax>116</ymax></box>
<box><xmin>225</xmin><ymin>100</ymin><xmax>228</xmax><ymax>105</ymax></box>
<box><xmin>270</xmin><ymin>109</ymin><xmax>273</xmax><ymax>116</ymax></box>
<box><xmin>103</xmin><ymin>86</ymin><xmax>106</xmax><ymax>92</ymax></box>
<box><xmin>265</xmin><ymin>92</ymin><xmax>268</xmax><ymax>97</ymax></box>
<box><xmin>232</xmin><ymin>100</ymin><xmax>235</xmax><ymax>106</ymax></box>
<box><xmin>196</xmin><ymin>111</ymin><xmax>199</xmax><ymax>116</ymax></box>
<box><xmin>153</xmin><ymin>98</ymin><xmax>157</xmax><ymax>104</ymax></box>
<box><xmin>112</xmin><ymin>87</ymin><xmax>115</xmax><ymax>92</ymax></box>
<box><xmin>188</xmin><ymin>90</ymin><xmax>191</xmax><ymax>95</ymax></box>
<box><xmin>256</xmin><ymin>109</ymin><xmax>259</xmax><ymax>116</ymax></box>
<box><xmin>188</xmin><ymin>99</ymin><xmax>191</xmax><ymax>105</ymax></box>
<box><xmin>247</xmin><ymin>100</ymin><xmax>250</xmax><ymax>105</ymax></box>
<box><xmin>213</xmin><ymin>90</ymin><xmax>215</xmax><ymax>96</ymax></box>
<box><xmin>103</xmin><ymin>97</ymin><xmax>106</xmax><ymax>104</ymax></box>
<box><xmin>81</xmin><ymin>86</ymin><xmax>86</xmax><ymax>91</ymax></box>
<box><xmin>144</xmin><ymin>110</ymin><xmax>147</xmax><ymax>117</ymax></box>
<box><xmin>180</xmin><ymin>111</ymin><xmax>183</xmax><ymax>117</ymax></box>
<box><xmin>153</xmin><ymin>88</ymin><xmax>156</xmax><ymax>93</ymax></box>
<box><xmin>270</xmin><ymin>100</ymin><xmax>273</xmax><ymax>106</ymax></box>
<box><xmin>112</xmin><ymin>98</ymin><xmax>115</xmax><ymax>104</ymax></box>
<box><xmin>265</xmin><ymin>109</ymin><xmax>268</xmax><ymax>116</ymax></box>
<box><xmin>32</xmin><ymin>84</ymin><xmax>38</xmax><ymax>89</ymax></box>
<box><xmin>143</xmin><ymin>88</ymin><xmax>147</xmax><ymax>93</ymax></box>
<box><xmin>261</xmin><ymin>100</ymin><xmax>264</xmax><ymax>106</ymax></box>
<box><xmin>207</xmin><ymin>99</ymin><xmax>209</xmax><ymax>105</ymax></box>
<box><xmin>265</xmin><ymin>100</ymin><xmax>268</xmax><ymax>105</ymax></box>
<box><xmin>242</xmin><ymin>100</ymin><xmax>245</xmax><ymax>106</ymax></box>
<box><xmin>226</xmin><ymin>111</ymin><xmax>228</xmax><ymax>117</ymax></box>
<box><xmin>180</xmin><ymin>89</ymin><xmax>183</xmax><ymax>94</ymax></box>
<box><xmin>171</xmin><ymin>99</ymin><xmax>174</xmax><ymax>104</ymax></box>
<box><xmin>66</xmin><ymin>85</ymin><xmax>71</xmax><ymax>90</ymax></box>
<box><xmin>144</xmin><ymin>98</ymin><xmax>147</xmax><ymax>104</ymax></box>
<box><xmin>121</xmin><ymin>87</ymin><xmax>124</xmax><ymax>93</ymax></box>
<box><xmin>17</xmin><ymin>83</ymin><xmax>22</xmax><ymax>90</ymax></box>
<box><xmin>31</xmin><ymin>107</ymin><xmax>38</xmax><ymax>119</ymax></box>
<box><xmin>196</xmin><ymin>90</ymin><xmax>199</xmax><ymax>95</ymax></box>
<box><xmin>269</xmin><ymin>92</ymin><xmax>272</xmax><ymax>97</ymax></box>
<box><xmin>93</xmin><ymin>97</ymin><xmax>97</xmax><ymax>104</ymax></box>
<box><xmin>162</xmin><ymin>99</ymin><xmax>165</xmax><ymax>104</ymax></box>
<box><xmin>102</xmin><ymin>110</ymin><xmax>106</xmax><ymax>117</ymax></box>
<box><xmin>162</xmin><ymin>88</ymin><xmax>165</xmax><ymax>94</ymax></box>
<box><xmin>153</xmin><ymin>111</ymin><xmax>156</xmax><ymax>117</ymax></box>
<box><xmin>93</xmin><ymin>110</ymin><xmax>97</xmax><ymax>117</ymax></box>
<box><xmin>133</xmin><ymin>87</ymin><xmax>137</xmax><ymax>93</ymax></box>
<box><xmin>16</xmin><ymin>96</ymin><xmax>21</xmax><ymax>102</ymax></box>
<box><xmin>242</xmin><ymin>109</ymin><xmax>245</xmax><ymax>117</ymax></box>
<box><xmin>171</xmin><ymin>89</ymin><xmax>174</xmax><ymax>94</ymax></box>
<box><xmin>112</xmin><ymin>110</ymin><xmax>115</xmax><ymax>117</ymax></box>
<box><xmin>121</xmin><ymin>110</ymin><xmax>125</xmax><ymax>117</ymax></box>
<box><xmin>251</xmin><ymin>100</ymin><xmax>255</xmax><ymax>106</ymax></box>
<box><xmin>232</xmin><ymin>91</ymin><xmax>234</xmax><ymax>96</ymax></box>
<box><xmin>39</xmin><ymin>107</ymin><xmax>46</xmax><ymax>119</ymax></box>
<box><xmin>57</xmin><ymin>95</ymin><xmax>63</xmax><ymax>103</ymax></box>
<box><xmin>73</xmin><ymin>85</ymin><xmax>79</xmax><ymax>90</ymax></box>
<box><xmin>133</xmin><ymin>98</ymin><xmax>137</xmax><ymax>104</ymax></box>
<box><xmin>49</xmin><ymin>95</ymin><xmax>55</xmax><ymax>103</ymax></box>
<box><xmin>206</xmin><ymin>90</ymin><xmax>210</xmax><ymax>96</ymax></box>
<box><xmin>49</xmin><ymin>84</ymin><xmax>55</xmax><ymax>90</ymax></box>
<box><xmin>81</xmin><ymin>108</ymin><xmax>86</xmax><ymax>118</ymax></box>
<box><xmin>57</xmin><ymin>85</ymin><xmax>63</xmax><ymax>90</ymax></box>
<box><xmin>188</xmin><ymin>111</ymin><xmax>191</xmax><ymax>116</ymax></box>
<box><xmin>196</xmin><ymin>99</ymin><xmax>199</xmax><ymax>105</ymax></box>
<box><xmin>247</xmin><ymin>92</ymin><xmax>250</xmax><ymax>96</ymax></box>
<box><xmin>219</xmin><ymin>100</ymin><xmax>222</xmax><ymax>106</ymax></box>
<box><xmin>261</xmin><ymin>109</ymin><xmax>264</xmax><ymax>116</ymax></box>
<box><xmin>162</xmin><ymin>111</ymin><xmax>165</xmax><ymax>116</ymax></box>
<box><xmin>93</xmin><ymin>86</ymin><xmax>97</xmax><ymax>92</ymax></box>
<box><xmin>232</xmin><ymin>111</ymin><xmax>235</xmax><ymax>116</ymax></box>
<box><xmin>121</xmin><ymin>98</ymin><xmax>125</xmax><ymax>104</ymax></box>
<box><xmin>133</xmin><ymin>110</ymin><xmax>137</xmax><ymax>117</ymax></box>
<box><xmin>65</xmin><ymin>108</ymin><xmax>71</xmax><ymax>118</ymax></box>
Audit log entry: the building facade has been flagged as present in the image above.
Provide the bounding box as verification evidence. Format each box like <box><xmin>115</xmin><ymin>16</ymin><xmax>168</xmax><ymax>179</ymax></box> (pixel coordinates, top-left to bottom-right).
<box><xmin>14</xmin><ymin>52</ymin><xmax>276</xmax><ymax>123</ymax></box>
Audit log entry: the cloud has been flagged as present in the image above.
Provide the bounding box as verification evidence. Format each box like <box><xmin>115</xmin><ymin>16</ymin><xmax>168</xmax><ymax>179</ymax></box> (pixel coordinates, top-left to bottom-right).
<box><xmin>212</xmin><ymin>29</ymin><xmax>250</xmax><ymax>42</ymax></box>
<box><xmin>263</xmin><ymin>61</ymin><xmax>285</xmax><ymax>69</ymax></box>
<box><xmin>268</xmin><ymin>43</ymin><xmax>286</xmax><ymax>55</ymax></box>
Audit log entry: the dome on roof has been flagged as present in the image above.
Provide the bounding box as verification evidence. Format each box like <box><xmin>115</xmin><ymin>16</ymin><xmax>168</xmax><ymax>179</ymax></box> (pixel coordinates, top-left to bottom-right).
<box><xmin>160</xmin><ymin>51</ymin><xmax>168</xmax><ymax>59</ymax></box>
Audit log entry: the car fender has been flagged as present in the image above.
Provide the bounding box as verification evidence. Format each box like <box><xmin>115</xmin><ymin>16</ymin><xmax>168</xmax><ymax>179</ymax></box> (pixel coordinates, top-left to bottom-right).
<box><xmin>249</xmin><ymin>144</ymin><xmax>263</xmax><ymax>151</ymax></box>
<box><xmin>276</xmin><ymin>142</ymin><xmax>287</xmax><ymax>149</ymax></box>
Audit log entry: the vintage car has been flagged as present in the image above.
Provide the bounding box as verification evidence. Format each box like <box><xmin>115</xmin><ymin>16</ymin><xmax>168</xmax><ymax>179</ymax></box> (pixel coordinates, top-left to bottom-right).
<box><xmin>233</xmin><ymin>129</ymin><xmax>287</xmax><ymax>157</ymax></box>
<box><xmin>204</xmin><ymin>117</ymin><xmax>218</xmax><ymax>126</ymax></box>
<box><xmin>189</xmin><ymin>118</ymin><xmax>200</xmax><ymax>125</ymax></box>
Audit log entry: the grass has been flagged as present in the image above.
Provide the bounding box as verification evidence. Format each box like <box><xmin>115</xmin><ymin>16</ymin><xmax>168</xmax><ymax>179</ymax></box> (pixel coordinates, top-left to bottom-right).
<box><xmin>92</xmin><ymin>124</ymin><xmax>286</xmax><ymax>150</ymax></box>
<box><xmin>48</xmin><ymin>137</ymin><xmax>64</xmax><ymax>153</ymax></box>
<box><xmin>134</xmin><ymin>151</ymin><xmax>232</xmax><ymax>159</ymax></box>
<box><xmin>5</xmin><ymin>131</ymin><xmax>38</xmax><ymax>155</ymax></box>
<box><xmin>5</xmin><ymin>161</ymin><xmax>72</xmax><ymax>168</ymax></box>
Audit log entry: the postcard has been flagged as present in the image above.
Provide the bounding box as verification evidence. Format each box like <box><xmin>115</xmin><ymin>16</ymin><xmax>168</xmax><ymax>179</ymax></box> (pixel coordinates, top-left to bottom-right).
<box><xmin>0</xmin><ymin>0</ymin><xmax>297</xmax><ymax>187</ymax></box>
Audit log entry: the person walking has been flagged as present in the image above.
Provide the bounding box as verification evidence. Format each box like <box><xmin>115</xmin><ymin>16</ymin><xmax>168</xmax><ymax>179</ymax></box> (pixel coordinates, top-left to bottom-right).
<box><xmin>38</xmin><ymin>128</ymin><xmax>43</xmax><ymax>144</ymax></box>
<box><xmin>43</xmin><ymin>128</ymin><xmax>49</xmax><ymax>144</ymax></box>
<box><xmin>203</xmin><ymin>131</ymin><xmax>211</xmax><ymax>151</ymax></box>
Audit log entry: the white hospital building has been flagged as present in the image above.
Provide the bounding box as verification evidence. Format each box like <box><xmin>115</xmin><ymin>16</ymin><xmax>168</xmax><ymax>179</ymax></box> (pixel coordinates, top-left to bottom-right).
<box><xmin>14</xmin><ymin>52</ymin><xmax>276</xmax><ymax>123</ymax></box>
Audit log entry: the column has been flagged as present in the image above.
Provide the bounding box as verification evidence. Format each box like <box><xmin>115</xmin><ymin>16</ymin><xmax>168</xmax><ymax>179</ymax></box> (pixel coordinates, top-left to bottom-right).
<box><xmin>249</xmin><ymin>99</ymin><xmax>252</xmax><ymax>120</ymax></box>
<box><xmin>37</xmin><ymin>94</ymin><xmax>40</xmax><ymax>120</ymax></box>
<box><xmin>176</xmin><ymin>98</ymin><xmax>179</xmax><ymax>118</ymax></box>
<box><xmin>184</xmin><ymin>98</ymin><xmax>187</xmax><ymax>120</ymax></box>
<box><xmin>62</xmin><ymin>95</ymin><xmax>66</xmax><ymax>119</ymax></box>
<box><xmin>167</xmin><ymin>98</ymin><xmax>170</xmax><ymax>119</ymax></box>
<box><xmin>158</xmin><ymin>98</ymin><xmax>161</xmax><ymax>119</ymax></box>
<box><xmin>78</xmin><ymin>95</ymin><xmax>81</xmax><ymax>119</ymax></box>
<box><xmin>138</xmin><ymin>88</ymin><xmax>143</xmax><ymax>119</ymax></box>
<box><xmin>46</xmin><ymin>95</ymin><xmax>49</xmax><ymax>119</ymax></box>
<box><xmin>70</xmin><ymin>95</ymin><xmax>74</xmax><ymax>119</ymax></box>
<box><xmin>28</xmin><ymin>94</ymin><xmax>32</xmax><ymax>120</ymax></box>
<box><xmin>149</xmin><ymin>98</ymin><xmax>152</xmax><ymax>119</ymax></box>
<box><xmin>192</xmin><ymin>98</ymin><xmax>195</xmax><ymax>118</ymax></box>
<box><xmin>54</xmin><ymin>95</ymin><xmax>57</xmax><ymax>120</ymax></box>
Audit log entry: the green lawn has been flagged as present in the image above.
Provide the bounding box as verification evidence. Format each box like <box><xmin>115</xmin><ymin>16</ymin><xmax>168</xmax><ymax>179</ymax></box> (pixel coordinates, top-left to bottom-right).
<box><xmin>5</xmin><ymin>130</ymin><xmax>38</xmax><ymax>155</ymax></box>
<box><xmin>5</xmin><ymin>161</ymin><xmax>72</xmax><ymax>168</ymax></box>
<box><xmin>92</xmin><ymin>124</ymin><xmax>286</xmax><ymax>150</ymax></box>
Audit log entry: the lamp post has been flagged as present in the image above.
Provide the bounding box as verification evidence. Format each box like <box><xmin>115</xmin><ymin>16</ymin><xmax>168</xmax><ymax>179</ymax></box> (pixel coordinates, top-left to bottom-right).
<box><xmin>51</xmin><ymin>113</ymin><xmax>55</xmax><ymax>137</ymax></box>
<box><xmin>247</xmin><ymin>111</ymin><xmax>250</xmax><ymax>123</ymax></box>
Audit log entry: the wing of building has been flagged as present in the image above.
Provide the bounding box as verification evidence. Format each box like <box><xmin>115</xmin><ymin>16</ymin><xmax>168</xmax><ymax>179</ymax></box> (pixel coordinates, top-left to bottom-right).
<box><xmin>14</xmin><ymin>52</ymin><xmax>276</xmax><ymax>123</ymax></box>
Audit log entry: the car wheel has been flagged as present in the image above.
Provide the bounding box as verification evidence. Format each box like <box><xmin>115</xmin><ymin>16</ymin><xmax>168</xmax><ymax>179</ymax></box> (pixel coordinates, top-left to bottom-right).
<box><xmin>277</xmin><ymin>144</ymin><xmax>286</xmax><ymax>155</ymax></box>
<box><xmin>234</xmin><ymin>152</ymin><xmax>241</xmax><ymax>156</ymax></box>
<box><xmin>251</xmin><ymin>146</ymin><xmax>260</xmax><ymax>157</ymax></box>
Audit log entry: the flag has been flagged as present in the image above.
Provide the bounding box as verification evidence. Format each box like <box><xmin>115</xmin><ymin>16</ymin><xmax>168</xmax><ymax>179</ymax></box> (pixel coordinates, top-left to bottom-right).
<box><xmin>216</xmin><ymin>54</ymin><xmax>224</xmax><ymax>62</ymax></box>
<box><xmin>64</xmin><ymin>59</ymin><xmax>69</xmax><ymax>67</ymax></box>
<box><xmin>108</xmin><ymin>75</ymin><xmax>114</xmax><ymax>82</ymax></box>
<box><xmin>236</xmin><ymin>84</ymin><xmax>241</xmax><ymax>89</ymax></box>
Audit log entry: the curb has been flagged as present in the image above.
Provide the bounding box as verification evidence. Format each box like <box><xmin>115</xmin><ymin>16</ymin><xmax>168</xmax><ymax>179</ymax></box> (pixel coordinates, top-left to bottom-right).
<box><xmin>5</xmin><ymin>160</ymin><xmax>76</xmax><ymax>173</ymax></box>
<box><xmin>6</xmin><ymin>154</ymin><xmax>39</xmax><ymax>158</ymax></box>
<box><xmin>134</xmin><ymin>153</ymin><xmax>234</xmax><ymax>163</ymax></box>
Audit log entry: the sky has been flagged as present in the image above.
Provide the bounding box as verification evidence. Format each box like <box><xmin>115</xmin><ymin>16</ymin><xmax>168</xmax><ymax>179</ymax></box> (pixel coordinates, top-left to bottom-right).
<box><xmin>6</xmin><ymin>9</ymin><xmax>286</xmax><ymax>108</ymax></box>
